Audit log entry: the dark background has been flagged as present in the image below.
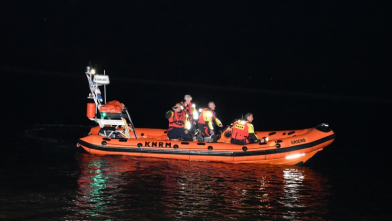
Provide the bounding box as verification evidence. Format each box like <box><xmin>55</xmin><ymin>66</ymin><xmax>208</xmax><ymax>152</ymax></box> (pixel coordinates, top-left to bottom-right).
<box><xmin>2</xmin><ymin>1</ymin><xmax>391</xmax><ymax>140</ymax></box>
<box><xmin>1</xmin><ymin>1</ymin><xmax>390</xmax><ymax>98</ymax></box>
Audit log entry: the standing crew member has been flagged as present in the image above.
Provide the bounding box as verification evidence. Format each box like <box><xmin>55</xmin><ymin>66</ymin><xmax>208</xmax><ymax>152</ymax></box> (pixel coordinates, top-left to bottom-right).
<box><xmin>181</xmin><ymin>94</ymin><xmax>194</xmax><ymax>123</ymax></box>
<box><xmin>181</xmin><ymin>95</ymin><xmax>198</xmax><ymax>138</ymax></box>
<box><xmin>197</xmin><ymin>101</ymin><xmax>223</xmax><ymax>142</ymax></box>
<box><xmin>231</xmin><ymin>113</ymin><xmax>264</xmax><ymax>144</ymax></box>
<box><xmin>165</xmin><ymin>103</ymin><xmax>192</xmax><ymax>141</ymax></box>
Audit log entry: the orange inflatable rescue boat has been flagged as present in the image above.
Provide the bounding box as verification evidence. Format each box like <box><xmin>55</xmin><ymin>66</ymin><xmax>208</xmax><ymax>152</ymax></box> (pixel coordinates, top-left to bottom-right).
<box><xmin>78</xmin><ymin>67</ymin><xmax>335</xmax><ymax>165</ymax></box>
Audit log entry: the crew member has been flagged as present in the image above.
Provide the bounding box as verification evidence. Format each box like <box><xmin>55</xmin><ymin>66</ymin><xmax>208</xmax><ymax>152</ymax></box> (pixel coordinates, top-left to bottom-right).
<box><xmin>165</xmin><ymin>103</ymin><xmax>192</xmax><ymax>141</ymax></box>
<box><xmin>231</xmin><ymin>113</ymin><xmax>264</xmax><ymax>144</ymax></box>
<box><xmin>181</xmin><ymin>94</ymin><xmax>198</xmax><ymax>137</ymax></box>
<box><xmin>197</xmin><ymin>101</ymin><xmax>223</xmax><ymax>142</ymax></box>
<box><xmin>181</xmin><ymin>94</ymin><xmax>194</xmax><ymax>122</ymax></box>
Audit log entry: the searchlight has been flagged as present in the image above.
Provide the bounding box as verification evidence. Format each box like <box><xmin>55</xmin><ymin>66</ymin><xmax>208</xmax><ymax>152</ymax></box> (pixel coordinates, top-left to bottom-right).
<box><xmin>185</xmin><ymin>121</ymin><xmax>191</xmax><ymax>130</ymax></box>
<box><xmin>193</xmin><ymin>110</ymin><xmax>199</xmax><ymax>120</ymax></box>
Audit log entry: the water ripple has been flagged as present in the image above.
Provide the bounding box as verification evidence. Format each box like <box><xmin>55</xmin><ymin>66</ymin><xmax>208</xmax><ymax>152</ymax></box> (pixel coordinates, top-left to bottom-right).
<box><xmin>61</xmin><ymin>154</ymin><xmax>332</xmax><ymax>220</ymax></box>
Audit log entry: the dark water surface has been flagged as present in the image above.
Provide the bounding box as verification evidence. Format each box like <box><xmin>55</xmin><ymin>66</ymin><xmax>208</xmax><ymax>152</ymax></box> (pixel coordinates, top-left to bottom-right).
<box><xmin>2</xmin><ymin>125</ymin><xmax>331</xmax><ymax>220</ymax></box>
<box><xmin>1</xmin><ymin>72</ymin><xmax>392</xmax><ymax>220</ymax></box>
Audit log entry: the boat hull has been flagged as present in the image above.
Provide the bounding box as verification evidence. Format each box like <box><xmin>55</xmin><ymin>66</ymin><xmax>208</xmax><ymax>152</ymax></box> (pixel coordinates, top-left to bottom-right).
<box><xmin>78</xmin><ymin>124</ymin><xmax>335</xmax><ymax>165</ymax></box>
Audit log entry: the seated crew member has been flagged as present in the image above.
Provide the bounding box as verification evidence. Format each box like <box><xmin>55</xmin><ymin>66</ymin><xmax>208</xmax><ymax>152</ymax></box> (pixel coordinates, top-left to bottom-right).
<box><xmin>165</xmin><ymin>103</ymin><xmax>193</xmax><ymax>141</ymax></box>
<box><xmin>231</xmin><ymin>113</ymin><xmax>264</xmax><ymax>144</ymax></box>
<box><xmin>197</xmin><ymin>101</ymin><xmax>223</xmax><ymax>142</ymax></box>
<box><xmin>181</xmin><ymin>94</ymin><xmax>198</xmax><ymax>138</ymax></box>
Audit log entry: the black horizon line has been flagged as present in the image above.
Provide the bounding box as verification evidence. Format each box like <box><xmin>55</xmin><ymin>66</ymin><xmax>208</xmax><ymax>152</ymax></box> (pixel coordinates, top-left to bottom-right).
<box><xmin>1</xmin><ymin>67</ymin><xmax>390</xmax><ymax>104</ymax></box>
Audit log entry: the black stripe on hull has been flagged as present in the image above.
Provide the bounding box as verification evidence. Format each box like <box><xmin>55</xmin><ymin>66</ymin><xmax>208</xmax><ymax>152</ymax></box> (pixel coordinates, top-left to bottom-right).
<box><xmin>78</xmin><ymin>134</ymin><xmax>335</xmax><ymax>157</ymax></box>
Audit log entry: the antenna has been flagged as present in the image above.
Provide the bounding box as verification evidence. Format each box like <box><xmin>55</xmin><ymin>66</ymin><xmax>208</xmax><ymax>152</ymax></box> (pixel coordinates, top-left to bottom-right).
<box><xmin>104</xmin><ymin>70</ymin><xmax>106</xmax><ymax>104</ymax></box>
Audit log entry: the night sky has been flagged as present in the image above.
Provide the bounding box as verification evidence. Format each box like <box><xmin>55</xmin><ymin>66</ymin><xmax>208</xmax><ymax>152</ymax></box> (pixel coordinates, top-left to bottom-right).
<box><xmin>1</xmin><ymin>1</ymin><xmax>390</xmax><ymax>99</ymax></box>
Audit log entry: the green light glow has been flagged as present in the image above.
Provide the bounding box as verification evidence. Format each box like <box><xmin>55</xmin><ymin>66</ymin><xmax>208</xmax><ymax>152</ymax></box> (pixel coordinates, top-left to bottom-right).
<box><xmin>84</xmin><ymin>159</ymin><xmax>112</xmax><ymax>217</ymax></box>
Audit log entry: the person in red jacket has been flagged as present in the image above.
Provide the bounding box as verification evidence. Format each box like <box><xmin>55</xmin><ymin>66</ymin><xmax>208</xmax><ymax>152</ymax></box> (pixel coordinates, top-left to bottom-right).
<box><xmin>197</xmin><ymin>101</ymin><xmax>223</xmax><ymax>142</ymax></box>
<box><xmin>180</xmin><ymin>94</ymin><xmax>198</xmax><ymax>139</ymax></box>
<box><xmin>165</xmin><ymin>103</ymin><xmax>192</xmax><ymax>141</ymax></box>
<box><xmin>181</xmin><ymin>94</ymin><xmax>194</xmax><ymax>122</ymax></box>
<box><xmin>230</xmin><ymin>113</ymin><xmax>264</xmax><ymax>144</ymax></box>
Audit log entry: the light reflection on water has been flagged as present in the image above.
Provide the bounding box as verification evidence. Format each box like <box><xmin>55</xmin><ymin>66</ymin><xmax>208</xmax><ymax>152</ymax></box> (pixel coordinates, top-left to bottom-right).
<box><xmin>64</xmin><ymin>153</ymin><xmax>331</xmax><ymax>220</ymax></box>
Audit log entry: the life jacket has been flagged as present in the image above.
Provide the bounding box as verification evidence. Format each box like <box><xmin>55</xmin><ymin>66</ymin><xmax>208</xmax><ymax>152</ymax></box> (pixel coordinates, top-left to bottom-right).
<box><xmin>99</xmin><ymin>100</ymin><xmax>125</xmax><ymax>113</ymax></box>
<box><xmin>198</xmin><ymin>108</ymin><xmax>215</xmax><ymax>124</ymax></box>
<box><xmin>231</xmin><ymin>120</ymin><xmax>252</xmax><ymax>140</ymax></box>
<box><xmin>181</xmin><ymin>101</ymin><xmax>193</xmax><ymax>116</ymax></box>
<box><xmin>168</xmin><ymin>110</ymin><xmax>186</xmax><ymax>128</ymax></box>
<box><xmin>198</xmin><ymin>108</ymin><xmax>222</xmax><ymax>130</ymax></box>
<box><xmin>181</xmin><ymin>101</ymin><xmax>193</xmax><ymax>122</ymax></box>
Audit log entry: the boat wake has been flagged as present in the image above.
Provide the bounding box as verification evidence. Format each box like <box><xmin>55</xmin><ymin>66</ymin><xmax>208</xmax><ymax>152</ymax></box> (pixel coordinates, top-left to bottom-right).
<box><xmin>20</xmin><ymin>124</ymin><xmax>91</xmax><ymax>148</ymax></box>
